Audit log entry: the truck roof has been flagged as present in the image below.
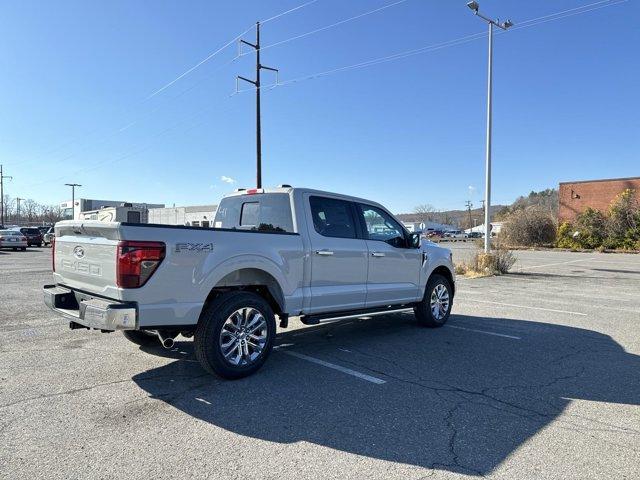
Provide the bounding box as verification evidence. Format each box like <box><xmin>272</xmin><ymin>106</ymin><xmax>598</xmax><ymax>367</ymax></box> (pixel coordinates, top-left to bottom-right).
<box><xmin>224</xmin><ymin>186</ymin><xmax>387</xmax><ymax>211</ymax></box>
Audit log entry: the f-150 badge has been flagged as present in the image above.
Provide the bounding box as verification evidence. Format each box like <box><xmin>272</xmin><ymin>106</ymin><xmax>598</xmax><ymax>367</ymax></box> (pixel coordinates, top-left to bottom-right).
<box><xmin>175</xmin><ymin>243</ymin><xmax>214</xmax><ymax>253</ymax></box>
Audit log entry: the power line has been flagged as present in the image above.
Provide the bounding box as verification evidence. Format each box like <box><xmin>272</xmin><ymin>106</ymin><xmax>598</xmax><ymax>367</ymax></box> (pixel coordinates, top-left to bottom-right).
<box><xmin>9</xmin><ymin>0</ymin><xmax>322</xmax><ymax>172</ymax></box>
<box><xmin>260</xmin><ymin>0</ymin><xmax>320</xmax><ymax>24</ymax></box>
<box><xmin>147</xmin><ymin>0</ymin><xmax>320</xmax><ymax>100</ymax></box>
<box><xmin>236</xmin><ymin>0</ymin><xmax>627</xmax><ymax>92</ymax></box>
<box><xmin>248</xmin><ymin>0</ymin><xmax>411</xmax><ymax>55</ymax></box>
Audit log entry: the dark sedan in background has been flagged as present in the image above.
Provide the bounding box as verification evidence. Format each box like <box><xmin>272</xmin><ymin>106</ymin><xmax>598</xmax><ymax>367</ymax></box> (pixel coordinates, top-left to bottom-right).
<box><xmin>18</xmin><ymin>227</ymin><xmax>43</xmax><ymax>247</ymax></box>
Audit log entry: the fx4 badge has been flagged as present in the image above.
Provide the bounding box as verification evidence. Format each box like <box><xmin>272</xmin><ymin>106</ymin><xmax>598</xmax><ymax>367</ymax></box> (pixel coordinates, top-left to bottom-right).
<box><xmin>175</xmin><ymin>243</ymin><xmax>214</xmax><ymax>253</ymax></box>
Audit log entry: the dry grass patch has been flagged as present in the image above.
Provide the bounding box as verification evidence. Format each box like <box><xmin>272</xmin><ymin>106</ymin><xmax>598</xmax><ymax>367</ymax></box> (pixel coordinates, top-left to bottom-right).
<box><xmin>455</xmin><ymin>245</ymin><xmax>516</xmax><ymax>277</ymax></box>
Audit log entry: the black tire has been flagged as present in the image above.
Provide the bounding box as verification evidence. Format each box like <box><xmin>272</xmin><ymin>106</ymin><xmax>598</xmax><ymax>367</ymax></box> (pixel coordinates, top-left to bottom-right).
<box><xmin>195</xmin><ymin>291</ymin><xmax>276</xmax><ymax>379</ymax></box>
<box><xmin>21</xmin><ymin>247</ymin><xmax>26</xmax><ymax>251</ymax></box>
<box><xmin>122</xmin><ymin>330</ymin><xmax>159</xmax><ymax>347</ymax></box>
<box><xmin>12</xmin><ymin>248</ymin><xmax>17</xmax><ymax>251</ymax></box>
<box><xmin>414</xmin><ymin>273</ymin><xmax>453</xmax><ymax>328</ymax></box>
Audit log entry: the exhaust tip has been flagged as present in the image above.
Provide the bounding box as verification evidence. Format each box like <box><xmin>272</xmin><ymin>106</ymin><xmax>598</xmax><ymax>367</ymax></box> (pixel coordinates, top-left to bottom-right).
<box><xmin>155</xmin><ymin>331</ymin><xmax>176</xmax><ymax>349</ymax></box>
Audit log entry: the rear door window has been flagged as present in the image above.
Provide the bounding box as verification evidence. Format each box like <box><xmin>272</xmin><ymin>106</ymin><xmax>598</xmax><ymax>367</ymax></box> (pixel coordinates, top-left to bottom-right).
<box><xmin>309</xmin><ymin>196</ymin><xmax>357</xmax><ymax>239</ymax></box>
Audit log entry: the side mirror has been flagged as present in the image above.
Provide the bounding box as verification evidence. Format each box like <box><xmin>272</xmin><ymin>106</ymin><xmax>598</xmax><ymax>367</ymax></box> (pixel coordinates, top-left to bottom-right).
<box><xmin>409</xmin><ymin>233</ymin><xmax>421</xmax><ymax>248</ymax></box>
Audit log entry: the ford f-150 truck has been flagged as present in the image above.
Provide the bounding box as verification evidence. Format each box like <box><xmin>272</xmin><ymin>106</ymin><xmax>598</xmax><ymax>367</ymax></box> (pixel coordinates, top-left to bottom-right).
<box><xmin>44</xmin><ymin>187</ymin><xmax>455</xmax><ymax>379</ymax></box>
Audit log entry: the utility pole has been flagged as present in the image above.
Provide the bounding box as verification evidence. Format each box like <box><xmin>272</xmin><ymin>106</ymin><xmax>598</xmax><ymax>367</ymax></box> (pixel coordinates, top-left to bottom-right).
<box><xmin>236</xmin><ymin>22</ymin><xmax>279</xmax><ymax>188</ymax></box>
<box><xmin>65</xmin><ymin>183</ymin><xmax>82</xmax><ymax>220</ymax></box>
<box><xmin>0</xmin><ymin>165</ymin><xmax>13</xmax><ymax>226</ymax></box>
<box><xmin>465</xmin><ymin>200</ymin><xmax>474</xmax><ymax>231</ymax></box>
<box><xmin>466</xmin><ymin>1</ymin><xmax>512</xmax><ymax>252</ymax></box>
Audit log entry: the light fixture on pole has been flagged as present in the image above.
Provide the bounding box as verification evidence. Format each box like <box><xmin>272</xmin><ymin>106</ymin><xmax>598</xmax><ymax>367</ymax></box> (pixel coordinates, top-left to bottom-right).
<box><xmin>64</xmin><ymin>183</ymin><xmax>82</xmax><ymax>220</ymax></box>
<box><xmin>466</xmin><ymin>1</ymin><xmax>512</xmax><ymax>252</ymax></box>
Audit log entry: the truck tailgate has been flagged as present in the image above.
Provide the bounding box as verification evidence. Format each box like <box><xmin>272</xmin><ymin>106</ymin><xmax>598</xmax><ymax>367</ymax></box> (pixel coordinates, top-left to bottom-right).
<box><xmin>54</xmin><ymin>221</ymin><xmax>121</xmax><ymax>297</ymax></box>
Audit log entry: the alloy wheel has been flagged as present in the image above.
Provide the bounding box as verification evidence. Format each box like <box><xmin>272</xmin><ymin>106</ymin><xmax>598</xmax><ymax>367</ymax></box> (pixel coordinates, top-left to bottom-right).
<box><xmin>219</xmin><ymin>307</ymin><xmax>268</xmax><ymax>366</ymax></box>
<box><xmin>429</xmin><ymin>283</ymin><xmax>450</xmax><ymax>320</ymax></box>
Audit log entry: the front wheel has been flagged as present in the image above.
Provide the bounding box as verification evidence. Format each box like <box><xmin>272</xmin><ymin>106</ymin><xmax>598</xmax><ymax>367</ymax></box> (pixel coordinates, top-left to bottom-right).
<box><xmin>414</xmin><ymin>274</ymin><xmax>453</xmax><ymax>328</ymax></box>
<box><xmin>195</xmin><ymin>291</ymin><xmax>276</xmax><ymax>379</ymax></box>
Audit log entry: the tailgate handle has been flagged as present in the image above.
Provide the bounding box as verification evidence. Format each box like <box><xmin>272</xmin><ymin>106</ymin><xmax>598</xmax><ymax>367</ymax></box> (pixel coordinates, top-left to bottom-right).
<box><xmin>315</xmin><ymin>250</ymin><xmax>334</xmax><ymax>256</ymax></box>
<box><xmin>371</xmin><ymin>252</ymin><xmax>385</xmax><ymax>257</ymax></box>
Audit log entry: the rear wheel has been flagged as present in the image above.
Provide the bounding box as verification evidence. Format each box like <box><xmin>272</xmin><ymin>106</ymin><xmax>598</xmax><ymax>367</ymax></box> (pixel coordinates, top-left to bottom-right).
<box><xmin>195</xmin><ymin>291</ymin><xmax>276</xmax><ymax>379</ymax></box>
<box><xmin>414</xmin><ymin>274</ymin><xmax>453</xmax><ymax>328</ymax></box>
<box><xmin>122</xmin><ymin>330</ymin><xmax>159</xmax><ymax>347</ymax></box>
<box><xmin>21</xmin><ymin>247</ymin><xmax>26</xmax><ymax>251</ymax></box>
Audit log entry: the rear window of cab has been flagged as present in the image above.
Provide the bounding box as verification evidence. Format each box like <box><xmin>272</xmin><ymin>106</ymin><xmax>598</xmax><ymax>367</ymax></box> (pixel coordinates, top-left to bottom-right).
<box><xmin>214</xmin><ymin>194</ymin><xmax>294</xmax><ymax>233</ymax></box>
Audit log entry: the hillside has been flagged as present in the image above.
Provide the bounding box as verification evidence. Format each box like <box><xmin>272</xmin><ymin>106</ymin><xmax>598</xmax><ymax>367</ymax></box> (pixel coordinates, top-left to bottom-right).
<box><xmin>396</xmin><ymin>205</ymin><xmax>505</xmax><ymax>229</ymax></box>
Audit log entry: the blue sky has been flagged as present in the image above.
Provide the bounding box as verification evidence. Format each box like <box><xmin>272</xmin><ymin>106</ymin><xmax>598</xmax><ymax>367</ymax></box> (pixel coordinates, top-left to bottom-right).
<box><xmin>0</xmin><ymin>0</ymin><xmax>638</xmax><ymax>213</ymax></box>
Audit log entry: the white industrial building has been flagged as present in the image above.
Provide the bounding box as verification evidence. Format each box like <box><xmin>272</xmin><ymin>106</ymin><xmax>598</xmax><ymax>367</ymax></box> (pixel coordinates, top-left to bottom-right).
<box><xmin>148</xmin><ymin>205</ymin><xmax>217</xmax><ymax>227</ymax></box>
<box><xmin>61</xmin><ymin>198</ymin><xmax>164</xmax><ymax>220</ymax></box>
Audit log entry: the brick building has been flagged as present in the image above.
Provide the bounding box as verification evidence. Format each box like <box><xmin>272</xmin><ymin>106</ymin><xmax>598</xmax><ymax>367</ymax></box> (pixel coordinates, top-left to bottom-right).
<box><xmin>558</xmin><ymin>176</ymin><xmax>640</xmax><ymax>223</ymax></box>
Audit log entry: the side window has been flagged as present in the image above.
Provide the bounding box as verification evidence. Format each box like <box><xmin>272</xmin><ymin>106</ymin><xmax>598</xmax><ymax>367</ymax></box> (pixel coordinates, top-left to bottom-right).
<box><xmin>309</xmin><ymin>196</ymin><xmax>357</xmax><ymax>239</ymax></box>
<box><xmin>358</xmin><ymin>204</ymin><xmax>407</xmax><ymax>248</ymax></box>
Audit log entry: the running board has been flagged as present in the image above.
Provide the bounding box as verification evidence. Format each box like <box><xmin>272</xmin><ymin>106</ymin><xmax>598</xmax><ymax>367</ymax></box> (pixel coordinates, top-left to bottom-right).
<box><xmin>300</xmin><ymin>306</ymin><xmax>415</xmax><ymax>326</ymax></box>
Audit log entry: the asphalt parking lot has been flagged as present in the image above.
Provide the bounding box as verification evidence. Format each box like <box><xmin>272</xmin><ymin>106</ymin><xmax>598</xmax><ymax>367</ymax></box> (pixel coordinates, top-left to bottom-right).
<box><xmin>1</xmin><ymin>246</ymin><xmax>639</xmax><ymax>479</ymax></box>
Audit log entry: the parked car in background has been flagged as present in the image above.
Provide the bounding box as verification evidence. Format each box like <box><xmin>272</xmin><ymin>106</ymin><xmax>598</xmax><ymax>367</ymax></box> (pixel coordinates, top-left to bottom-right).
<box><xmin>0</xmin><ymin>230</ymin><xmax>28</xmax><ymax>251</ymax></box>
<box><xmin>467</xmin><ymin>231</ymin><xmax>483</xmax><ymax>239</ymax></box>
<box><xmin>444</xmin><ymin>230</ymin><xmax>468</xmax><ymax>239</ymax></box>
<box><xmin>17</xmin><ymin>227</ymin><xmax>43</xmax><ymax>247</ymax></box>
<box><xmin>43</xmin><ymin>227</ymin><xmax>55</xmax><ymax>246</ymax></box>
<box><xmin>37</xmin><ymin>225</ymin><xmax>52</xmax><ymax>235</ymax></box>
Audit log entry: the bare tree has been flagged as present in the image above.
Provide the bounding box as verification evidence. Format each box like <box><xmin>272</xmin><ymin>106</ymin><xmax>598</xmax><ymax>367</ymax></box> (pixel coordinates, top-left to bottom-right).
<box><xmin>414</xmin><ymin>204</ymin><xmax>435</xmax><ymax>223</ymax></box>
<box><xmin>1</xmin><ymin>195</ymin><xmax>63</xmax><ymax>225</ymax></box>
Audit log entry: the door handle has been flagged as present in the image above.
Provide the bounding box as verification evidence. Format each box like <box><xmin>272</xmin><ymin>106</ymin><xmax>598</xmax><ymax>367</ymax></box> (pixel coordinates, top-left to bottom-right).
<box><xmin>315</xmin><ymin>249</ymin><xmax>334</xmax><ymax>256</ymax></box>
<box><xmin>371</xmin><ymin>252</ymin><xmax>385</xmax><ymax>257</ymax></box>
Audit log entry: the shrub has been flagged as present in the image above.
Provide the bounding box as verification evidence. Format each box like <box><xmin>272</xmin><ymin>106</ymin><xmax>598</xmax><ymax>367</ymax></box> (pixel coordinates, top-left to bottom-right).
<box><xmin>501</xmin><ymin>206</ymin><xmax>557</xmax><ymax>246</ymax></box>
<box><xmin>573</xmin><ymin>207</ymin><xmax>607</xmax><ymax>249</ymax></box>
<box><xmin>556</xmin><ymin>222</ymin><xmax>579</xmax><ymax>249</ymax></box>
<box><xmin>606</xmin><ymin>189</ymin><xmax>640</xmax><ymax>249</ymax></box>
<box><xmin>455</xmin><ymin>243</ymin><xmax>516</xmax><ymax>276</ymax></box>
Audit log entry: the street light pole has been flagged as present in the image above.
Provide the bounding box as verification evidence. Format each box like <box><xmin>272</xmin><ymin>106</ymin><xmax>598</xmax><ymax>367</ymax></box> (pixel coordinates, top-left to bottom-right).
<box><xmin>17</xmin><ymin>197</ymin><xmax>25</xmax><ymax>224</ymax></box>
<box><xmin>65</xmin><ymin>183</ymin><xmax>82</xmax><ymax>220</ymax></box>
<box><xmin>466</xmin><ymin>1</ymin><xmax>512</xmax><ymax>253</ymax></box>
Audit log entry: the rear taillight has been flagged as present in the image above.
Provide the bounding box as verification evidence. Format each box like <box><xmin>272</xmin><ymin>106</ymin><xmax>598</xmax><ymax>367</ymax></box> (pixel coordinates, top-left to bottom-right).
<box><xmin>52</xmin><ymin>237</ymin><xmax>56</xmax><ymax>272</ymax></box>
<box><xmin>116</xmin><ymin>241</ymin><xmax>165</xmax><ymax>288</ymax></box>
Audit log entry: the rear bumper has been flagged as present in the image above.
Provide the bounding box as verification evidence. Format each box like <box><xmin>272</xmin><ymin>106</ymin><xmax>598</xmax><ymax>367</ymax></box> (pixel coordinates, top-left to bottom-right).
<box><xmin>43</xmin><ymin>284</ymin><xmax>137</xmax><ymax>331</ymax></box>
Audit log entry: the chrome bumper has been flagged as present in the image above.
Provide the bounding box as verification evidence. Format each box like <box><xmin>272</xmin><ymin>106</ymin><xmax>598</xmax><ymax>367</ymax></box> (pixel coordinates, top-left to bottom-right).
<box><xmin>43</xmin><ymin>284</ymin><xmax>137</xmax><ymax>330</ymax></box>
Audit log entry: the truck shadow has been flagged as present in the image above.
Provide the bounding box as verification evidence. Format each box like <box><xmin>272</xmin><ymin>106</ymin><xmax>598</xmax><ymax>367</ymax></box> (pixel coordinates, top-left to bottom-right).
<box><xmin>132</xmin><ymin>314</ymin><xmax>640</xmax><ymax>476</ymax></box>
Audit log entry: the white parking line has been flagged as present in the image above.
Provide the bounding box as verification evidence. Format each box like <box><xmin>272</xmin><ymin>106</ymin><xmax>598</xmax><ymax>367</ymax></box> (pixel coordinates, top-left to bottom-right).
<box><xmin>282</xmin><ymin>351</ymin><xmax>386</xmax><ymax>384</ymax></box>
<box><xmin>445</xmin><ymin>324</ymin><xmax>521</xmax><ymax>340</ymax></box>
<box><xmin>518</xmin><ymin>258</ymin><xmax>593</xmax><ymax>270</ymax></box>
<box><xmin>463</xmin><ymin>298</ymin><xmax>587</xmax><ymax>316</ymax></box>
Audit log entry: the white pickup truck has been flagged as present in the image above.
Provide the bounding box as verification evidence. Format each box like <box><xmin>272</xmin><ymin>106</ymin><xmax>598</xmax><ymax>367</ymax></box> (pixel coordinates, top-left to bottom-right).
<box><xmin>44</xmin><ymin>187</ymin><xmax>455</xmax><ymax>379</ymax></box>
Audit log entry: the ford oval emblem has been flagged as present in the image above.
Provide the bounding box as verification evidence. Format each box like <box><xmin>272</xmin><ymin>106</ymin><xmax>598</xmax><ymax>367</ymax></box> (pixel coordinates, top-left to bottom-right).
<box><xmin>73</xmin><ymin>246</ymin><xmax>85</xmax><ymax>259</ymax></box>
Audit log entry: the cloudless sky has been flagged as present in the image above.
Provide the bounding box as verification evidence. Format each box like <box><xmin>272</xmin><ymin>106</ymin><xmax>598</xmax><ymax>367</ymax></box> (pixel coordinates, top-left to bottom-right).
<box><xmin>0</xmin><ymin>0</ymin><xmax>638</xmax><ymax>213</ymax></box>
